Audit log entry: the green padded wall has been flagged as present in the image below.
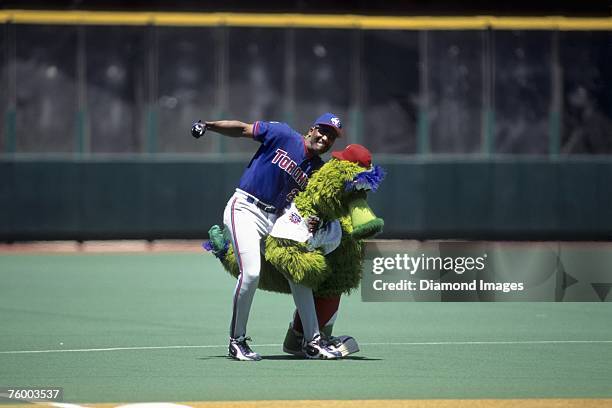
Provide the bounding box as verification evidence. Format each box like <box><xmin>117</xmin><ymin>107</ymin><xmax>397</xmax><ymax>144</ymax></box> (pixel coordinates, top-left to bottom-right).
<box><xmin>1</xmin><ymin>158</ymin><xmax>611</xmax><ymax>241</ymax></box>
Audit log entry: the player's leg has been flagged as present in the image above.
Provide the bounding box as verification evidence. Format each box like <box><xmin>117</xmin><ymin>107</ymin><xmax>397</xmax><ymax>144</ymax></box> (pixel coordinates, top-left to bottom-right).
<box><xmin>292</xmin><ymin>295</ymin><xmax>341</xmax><ymax>334</ymax></box>
<box><xmin>286</xmin><ymin>281</ymin><xmax>341</xmax><ymax>359</ymax></box>
<box><xmin>285</xmin><ymin>296</ymin><xmax>340</xmax><ymax>354</ymax></box>
<box><xmin>223</xmin><ymin>196</ymin><xmax>267</xmax><ymax>361</ymax></box>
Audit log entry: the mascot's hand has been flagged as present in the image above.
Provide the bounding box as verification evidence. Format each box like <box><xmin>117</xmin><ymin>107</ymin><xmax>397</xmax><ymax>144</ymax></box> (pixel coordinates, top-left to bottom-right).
<box><xmin>306</xmin><ymin>215</ymin><xmax>321</xmax><ymax>233</ymax></box>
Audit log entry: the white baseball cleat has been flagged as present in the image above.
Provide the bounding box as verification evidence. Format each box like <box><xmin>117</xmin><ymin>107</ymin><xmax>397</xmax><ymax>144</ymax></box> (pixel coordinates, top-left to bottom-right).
<box><xmin>302</xmin><ymin>334</ymin><xmax>342</xmax><ymax>359</ymax></box>
<box><xmin>228</xmin><ymin>336</ymin><xmax>262</xmax><ymax>361</ymax></box>
<box><xmin>283</xmin><ymin>324</ymin><xmax>360</xmax><ymax>358</ymax></box>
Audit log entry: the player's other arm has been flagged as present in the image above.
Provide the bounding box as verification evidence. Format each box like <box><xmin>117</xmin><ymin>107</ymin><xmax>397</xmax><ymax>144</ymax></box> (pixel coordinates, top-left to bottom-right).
<box><xmin>204</xmin><ymin>120</ymin><xmax>254</xmax><ymax>138</ymax></box>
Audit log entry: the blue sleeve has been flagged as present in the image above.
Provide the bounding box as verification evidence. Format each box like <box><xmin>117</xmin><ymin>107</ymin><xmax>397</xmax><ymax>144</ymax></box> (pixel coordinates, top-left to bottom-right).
<box><xmin>253</xmin><ymin>121</ymin><xmax>294</xmax><ymax>144</ymax></box>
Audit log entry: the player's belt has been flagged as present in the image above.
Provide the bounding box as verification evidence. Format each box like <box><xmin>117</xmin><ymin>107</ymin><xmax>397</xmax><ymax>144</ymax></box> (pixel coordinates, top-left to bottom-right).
<box><xmin>236</xmin><ymin>189</ymin><xmax>278</xmax><ymax>214</ymax></box>
<box><xmin>246</xmin><ymin>196</ymin><xmax>277</xmax><ymax>214</ymax></box>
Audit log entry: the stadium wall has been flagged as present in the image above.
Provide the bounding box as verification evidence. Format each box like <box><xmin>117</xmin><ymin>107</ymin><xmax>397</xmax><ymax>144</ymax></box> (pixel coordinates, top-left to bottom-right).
<box><xmin>2</xmin><ymin>158</ymin><xmax>611</xmax><ymax>241</ymax></box>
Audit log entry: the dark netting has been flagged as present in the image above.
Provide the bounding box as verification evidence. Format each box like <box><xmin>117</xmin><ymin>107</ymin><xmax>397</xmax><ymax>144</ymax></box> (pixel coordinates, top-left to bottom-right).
<box><xmin>157</xmin><ymin>26</ymin><xmax>217</xmax><ymax>154</ymax></box>
<box><xmin>0</xmin><ymin>24</ymin><xmax>6</xmax><ymax>153</ymax></box>
<box><xmin>14</xmin><ymin>24</ymin><xmax>77</xmax><ymax>153</ymax></box>
<box><xmin>1</xmin><ymin>22</ymin><xmax>611</xmax><ymax>157</ymax></box>
<box><xmin>293</xmin><ymin>28</ymin><xmax>351</xmax><ymax>149</ymax></box>
<box><xmin>428</xmin><ymin>30</ymin><xmax>482</xmax><ymax>154</ymax></box>
<box><xmin>362</xmin><ymin>30</ymin><xmax>419</xmax><ymax>154</ymax></box>
<box><xmin>494</xmin><ymin>30</ymin><xmax>552</xmax><ymax>154</ymax></box>
<box><xmin>86</xmin><ymin>25</ymin><xmax>146</xmax><ymax>153</ymax></box>
<box><xmin>224</xmin><ymin>27</ymin><xmax>286</xmax><ymax>153</ymax></box>
<box><xmin>561</xmin><ymin>31</ymin><xmax>612</xmax><ymax>154</ymax></box>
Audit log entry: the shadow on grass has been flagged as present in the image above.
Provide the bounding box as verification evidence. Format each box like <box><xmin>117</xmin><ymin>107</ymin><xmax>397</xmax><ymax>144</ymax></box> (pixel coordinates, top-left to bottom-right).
<box><xmin>263</xmin><ymin>354</ymin><xmax>381</xmax><ymax>361</ymax></box>
<box><xmin>198</xmin><ymin>355</ymin><xmax>381</xmax><ymax>361</ymax></box>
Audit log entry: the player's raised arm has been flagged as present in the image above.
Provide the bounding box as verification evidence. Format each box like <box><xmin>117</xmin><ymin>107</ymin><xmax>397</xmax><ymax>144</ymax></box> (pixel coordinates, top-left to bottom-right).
<box><xmin>191</xmin><ymin>120</ymin><xmax>254</xmax><ymax>139</ymax></box>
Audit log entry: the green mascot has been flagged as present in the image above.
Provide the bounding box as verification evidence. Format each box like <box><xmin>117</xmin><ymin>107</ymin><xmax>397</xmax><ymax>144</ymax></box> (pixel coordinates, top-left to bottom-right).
<box><xmin>205</xmin><ymin>144</ymin><xmax>385</xmax><ymax>357</ymax></box>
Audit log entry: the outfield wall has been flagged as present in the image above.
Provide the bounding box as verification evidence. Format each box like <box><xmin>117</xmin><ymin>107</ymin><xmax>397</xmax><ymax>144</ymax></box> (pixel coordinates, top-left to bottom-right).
<box><xmin>2</xmin><ymin>158</ymin><xmax>611</xmax><ymax>241</ymax></box>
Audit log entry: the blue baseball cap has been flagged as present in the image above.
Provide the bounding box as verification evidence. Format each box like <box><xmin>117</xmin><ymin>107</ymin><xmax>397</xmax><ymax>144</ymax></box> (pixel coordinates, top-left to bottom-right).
<box><xmin>313</xmin><ymin>113</ymin><xmax>343</xmax><ymax>137</ymax></box>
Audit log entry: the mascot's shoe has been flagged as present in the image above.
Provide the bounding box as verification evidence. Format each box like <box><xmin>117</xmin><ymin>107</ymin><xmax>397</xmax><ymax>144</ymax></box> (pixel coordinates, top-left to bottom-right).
<box><xmin>320</xmin><ymin>324</ymin><xmax>360</xmax><ymax>357</ymax></box>
<box><xmin>228</xmin><ymin>336</ymin><xmax>262</xmax><ymax>361</ymax></box>
<box><xmin>302</xmin><ymin>334</ymin><xmax>342</xmax><ymax>359</ymax></box>
<box><xmin>283</xmin><ymin>324</ymin><xmax>360</xmax><ymax>358</ymax></box>
<box><xmin>326</xmin><ymin>335</ymin><xmax>360</xmax><ymax>357</ymax></box>
<box><xmin>283</xmin><ymin>324</ymin><xmax>306</xmax><ymax>357</ymax></box>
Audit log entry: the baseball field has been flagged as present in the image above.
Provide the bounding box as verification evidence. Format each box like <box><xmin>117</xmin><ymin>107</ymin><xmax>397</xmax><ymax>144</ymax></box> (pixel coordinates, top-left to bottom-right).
<box><xmin>1</xmin><ymin>246</ymin><xmax>611</xmax><ymax>407</ymax></box>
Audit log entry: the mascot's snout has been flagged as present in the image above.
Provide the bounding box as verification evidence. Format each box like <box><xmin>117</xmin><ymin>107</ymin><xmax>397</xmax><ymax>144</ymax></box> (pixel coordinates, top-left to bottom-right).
<box><xmin>348</xmin><ymin>192</ymin><xmax>384</xmax><ymax>239</ymax></box>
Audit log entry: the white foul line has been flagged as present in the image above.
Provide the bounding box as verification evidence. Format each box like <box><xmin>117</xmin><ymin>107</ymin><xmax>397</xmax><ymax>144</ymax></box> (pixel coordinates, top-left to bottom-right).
<box><xmin>0</xmin><ymin>344</ymin><xmax>221</xmax><ymax>354</ymax></box>
<box><xmin>1</xmin><ymin>340</ymin><xmax>612</xmax><ymax>355</ymax></box>
<box><xmin>363</xmin><ymin>340</ymin><xmax>612</xmax><ymax>346</ymax></box>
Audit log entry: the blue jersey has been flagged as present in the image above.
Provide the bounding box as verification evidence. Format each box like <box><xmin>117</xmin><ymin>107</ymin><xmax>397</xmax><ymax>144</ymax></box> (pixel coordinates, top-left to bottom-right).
<box><xmin>238</xmin><ymin>121</ymin><xmax>324</xmax><ymax>211</ymax></box>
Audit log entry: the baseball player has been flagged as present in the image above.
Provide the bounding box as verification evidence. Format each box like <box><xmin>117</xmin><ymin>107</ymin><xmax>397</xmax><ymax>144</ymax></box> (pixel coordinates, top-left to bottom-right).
<box><xmin>192</xmin><ymin>113</ymin><xmax>344</xmax><ymax>361</ymax></box>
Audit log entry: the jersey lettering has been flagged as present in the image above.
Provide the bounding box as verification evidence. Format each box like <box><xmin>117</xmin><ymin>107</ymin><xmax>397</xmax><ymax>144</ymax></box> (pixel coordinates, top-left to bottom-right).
<box><xmin>286</xmin><ymin>161</ymin><xmax>297</xmax><ymax>175</ymax></box>
<box><xmin>271</xmin><ymin>149</ymin><xmax>286</xmax><ymax>164</ymax></box>
<box><xmin>239</xmin><ymin>122</ymin><xmax>322</xmax><ymax>210</ymax></box>
<box><xmin>279</xmin><ymin>156</ymin><xmax>291</xmax><ymax>170</ymax></box>
<box><xmin>272</xmin><ymin>148</ymin><xmax>309</xmax><ymax>190</ymax></box>
<box><xmin>286</xmin><ymin>188</ymin><xmax>300</xmax><ymax>202</ymax></box>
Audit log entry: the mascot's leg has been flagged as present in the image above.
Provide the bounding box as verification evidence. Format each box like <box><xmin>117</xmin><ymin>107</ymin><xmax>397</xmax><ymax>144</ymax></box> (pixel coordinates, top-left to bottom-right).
<box><xmin>282</xmin><ymin>295</ymin><xmax>359</xmax><ymax>357</ymax></box>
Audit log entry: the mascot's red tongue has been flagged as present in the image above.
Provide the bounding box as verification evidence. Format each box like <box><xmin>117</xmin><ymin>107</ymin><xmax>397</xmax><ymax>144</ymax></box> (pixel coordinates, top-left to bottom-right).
<box><xmin>331</xmin><ymin>144</ymin><xmax>372</xmax><ymax>168</ymax></box>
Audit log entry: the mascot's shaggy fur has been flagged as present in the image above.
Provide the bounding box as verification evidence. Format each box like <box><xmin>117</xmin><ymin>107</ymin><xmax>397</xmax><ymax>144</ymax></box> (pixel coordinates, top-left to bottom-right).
<box><xmin>206</xmin><ymin>150</ymin><xmax>385</xmax><ymax>357</ymax></box>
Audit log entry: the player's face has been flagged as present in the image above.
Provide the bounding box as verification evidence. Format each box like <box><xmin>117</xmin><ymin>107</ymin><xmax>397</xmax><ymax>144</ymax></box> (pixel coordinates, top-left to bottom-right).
<box><xmin>306</xmin><ymin>125</ymin><xmax>338</xmax><ymax>155</ymax></box>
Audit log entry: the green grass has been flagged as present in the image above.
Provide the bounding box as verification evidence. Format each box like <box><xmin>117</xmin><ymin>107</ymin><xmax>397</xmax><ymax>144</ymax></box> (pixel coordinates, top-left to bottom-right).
<box><xmin>0</xmin><ymin>253</ymin><xmax>611</xmax><ymax>403</ymax></box>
